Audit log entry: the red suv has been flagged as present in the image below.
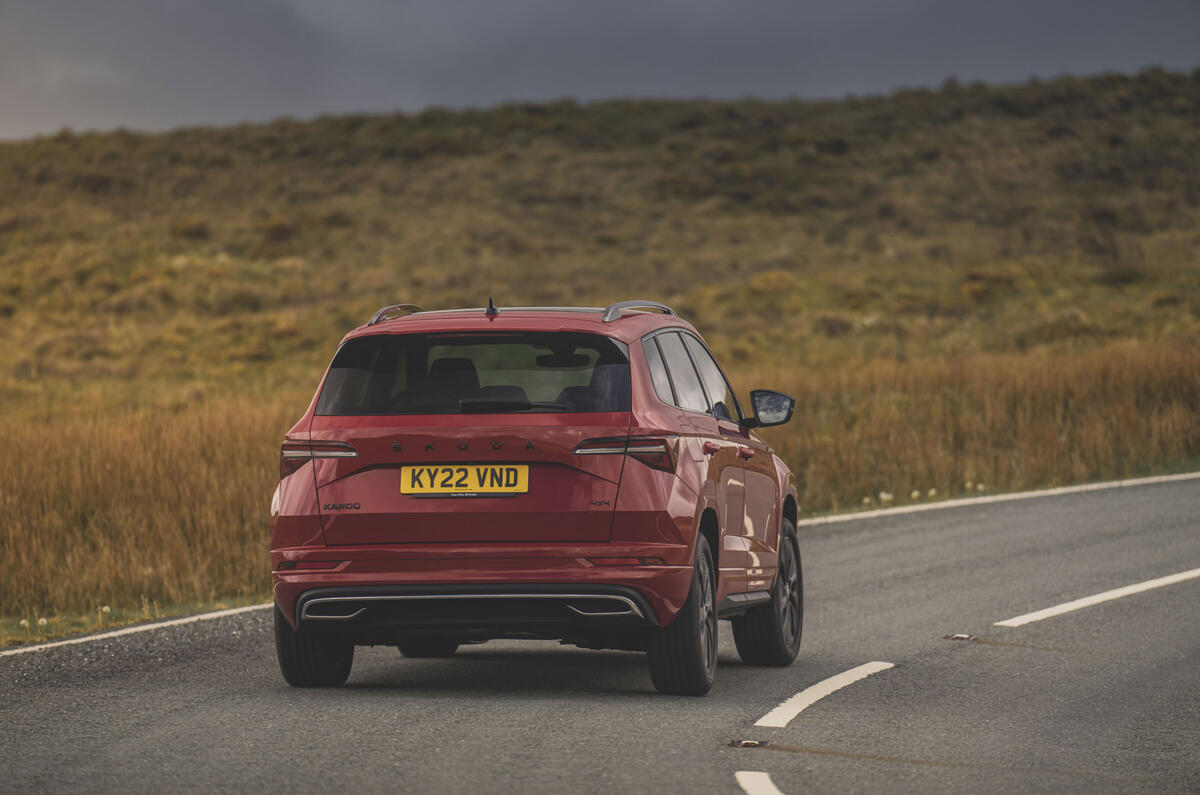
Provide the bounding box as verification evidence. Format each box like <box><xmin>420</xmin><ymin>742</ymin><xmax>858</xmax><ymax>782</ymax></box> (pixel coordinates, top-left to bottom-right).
<box><xmin>271</xmin><ymin>300</ymin><xmax>801</xmax><ymax>695</ymax></box>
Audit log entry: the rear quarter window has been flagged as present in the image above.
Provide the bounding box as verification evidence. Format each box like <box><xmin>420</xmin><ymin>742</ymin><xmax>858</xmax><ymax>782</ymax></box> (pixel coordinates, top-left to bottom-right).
<box><xmin>642</xmin><ymin>337</ymin><xmax>676</xmax><ymax>406</ymax></box>
<box><xmin>654</xmin><ymin>332</ymin><xmax>709</xmax><ymax>414</ymax></box>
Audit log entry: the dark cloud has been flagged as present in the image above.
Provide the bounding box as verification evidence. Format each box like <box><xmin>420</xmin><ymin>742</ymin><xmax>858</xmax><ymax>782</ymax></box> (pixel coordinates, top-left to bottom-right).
<box><xmin>1</xmin><ymin>0</ymin><xmax>1197</xmax><ymax>139</ymax></box>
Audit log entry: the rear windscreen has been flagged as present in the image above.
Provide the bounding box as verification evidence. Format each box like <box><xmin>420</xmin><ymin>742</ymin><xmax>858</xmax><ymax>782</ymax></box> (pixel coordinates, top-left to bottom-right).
<box><xmin>315</xmin><ymin>332</ymin><xmax>631</xmax><ymax>415</ymax></box>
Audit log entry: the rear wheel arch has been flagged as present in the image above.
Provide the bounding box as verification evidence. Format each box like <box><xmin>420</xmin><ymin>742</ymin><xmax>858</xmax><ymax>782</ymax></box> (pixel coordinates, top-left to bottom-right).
<box><xmin>775</xmin><ymin>499</ymin><xmax>799</xmax><ymax>586</ymax></box>
<box><xmin>698</xmin><ymin>508</ymin><xmax>720</xmax><ymax>573</ymax></box>
<box><xmin>782</xmin><ymin>495</ymin><xmax>798</xmax><ymax>537</ymax></box>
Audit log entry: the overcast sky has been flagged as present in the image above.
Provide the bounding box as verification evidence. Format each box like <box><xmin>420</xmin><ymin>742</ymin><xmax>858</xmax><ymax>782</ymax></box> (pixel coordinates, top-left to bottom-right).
<box><xmin>1</xmin><ymin>0</ymin><xmax>1197</xmax><ymax>140</ymax></box>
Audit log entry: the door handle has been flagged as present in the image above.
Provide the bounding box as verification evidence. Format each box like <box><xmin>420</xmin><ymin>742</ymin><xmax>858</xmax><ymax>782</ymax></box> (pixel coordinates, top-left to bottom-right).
<box><xmin>737</xmin><ymin>446</ymin><xmax>756</xmax><ymax>460</ymax></box>
<box><xmin>702</xmin><ymin>441</ymin><xmax>720</xmax><ymax>456</ymax></box>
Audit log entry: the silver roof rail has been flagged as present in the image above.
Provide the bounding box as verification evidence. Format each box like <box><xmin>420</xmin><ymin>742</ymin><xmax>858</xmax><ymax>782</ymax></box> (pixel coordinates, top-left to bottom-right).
<box><xmin>367</xmin><ymin>303</ymin><xmax>423</xmax><ymax>325</ymax></box>
<box><xmin>601</xmin><ymin>300</ymin><xmax>675</xmax><ymax>323</ymax></box>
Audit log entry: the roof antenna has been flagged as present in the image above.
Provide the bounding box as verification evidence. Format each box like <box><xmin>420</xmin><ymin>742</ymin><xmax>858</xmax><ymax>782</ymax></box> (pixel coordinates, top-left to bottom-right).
<box><xmin>485</xmin><ymin>297</ymin><xmax>499</xmax><ymax>317</ymax></box>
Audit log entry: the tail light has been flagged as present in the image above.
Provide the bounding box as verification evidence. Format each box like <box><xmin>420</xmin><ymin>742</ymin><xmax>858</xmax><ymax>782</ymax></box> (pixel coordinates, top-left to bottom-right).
<box><xmin>280</xmin><ymin>438</ymin><xmax>357</xmax><ymax>477</ymax></box>
<box><xmin>573</xmin><ymin>436</ymin><xmax>677</xmax><ymax>473</ymax></box>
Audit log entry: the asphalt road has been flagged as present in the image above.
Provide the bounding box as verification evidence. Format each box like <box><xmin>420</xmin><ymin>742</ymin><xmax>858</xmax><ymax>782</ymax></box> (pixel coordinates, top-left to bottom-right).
<box><xmin>3</xmin><ymin>477</ymin><xmax>1199</xmax><ymax>794</ymax></box>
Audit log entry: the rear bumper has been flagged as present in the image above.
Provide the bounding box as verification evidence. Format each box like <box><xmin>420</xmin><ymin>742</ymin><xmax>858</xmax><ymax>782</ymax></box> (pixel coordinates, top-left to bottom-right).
<box><xmin>293</xmin><ymin>584</ymin><xmax>657</xmax><ymax>646</ymax></box>
<box><xmin>272</xmin><ymin>544</ymin><xmax>694</xmax><ymax>637</ymax></box>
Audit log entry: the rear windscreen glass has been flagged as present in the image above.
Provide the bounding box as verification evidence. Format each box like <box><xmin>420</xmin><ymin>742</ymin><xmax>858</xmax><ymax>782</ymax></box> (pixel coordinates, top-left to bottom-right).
<box><xmin>316</xmin><ymin>332</ymin><xmax>631</xmax><ymax>415</ymax></box>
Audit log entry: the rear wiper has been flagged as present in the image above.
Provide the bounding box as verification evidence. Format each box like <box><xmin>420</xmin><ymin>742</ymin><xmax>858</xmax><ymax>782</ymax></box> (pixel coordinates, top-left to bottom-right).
<box><xmin>458</xmin><ymin>399</ymin><xmax>570</xmax><ymax>413</ymax></box>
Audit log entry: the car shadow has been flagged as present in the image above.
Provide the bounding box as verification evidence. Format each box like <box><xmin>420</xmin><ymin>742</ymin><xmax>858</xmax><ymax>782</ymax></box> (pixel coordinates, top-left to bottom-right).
<box><xmin>340</xmin><ymin>643</ymin><xmax>752</xmax><ymax>697</ymax></box>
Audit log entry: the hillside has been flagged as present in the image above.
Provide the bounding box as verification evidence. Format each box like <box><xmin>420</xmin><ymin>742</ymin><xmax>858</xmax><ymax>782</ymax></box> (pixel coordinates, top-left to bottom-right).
<box><xmin>2</xmin><ymin>69</ymin><xmax>1199</xmax><ymax>630</ymax></box>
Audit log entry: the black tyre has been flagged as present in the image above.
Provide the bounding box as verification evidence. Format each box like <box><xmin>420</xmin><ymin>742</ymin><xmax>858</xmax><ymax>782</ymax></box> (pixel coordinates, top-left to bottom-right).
<box><xmin>732</xmin><ymin>521</ymin><xmax>803</xmax><ymax>666</ymax></box>
<box><xmin>647</xmin><ymin>534</ymin><xmax>718</xmax><ymax>696</ymax></box>
<box><xmin>274</xmin><ymin>607</ymin><xmax>354</xmax><ymax>687</ymax></box>
<box><xmin>397</xmin><ymin>640</ymin><xmax>460</xmax><ymax>658</ymax></box>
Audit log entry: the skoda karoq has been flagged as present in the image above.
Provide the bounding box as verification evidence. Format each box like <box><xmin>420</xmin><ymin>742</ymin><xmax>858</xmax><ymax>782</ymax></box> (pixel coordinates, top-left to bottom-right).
<box><xmin>271</xmin><ymin>300</ymin><xmax>801</xmax><ymax>695</ymax></box>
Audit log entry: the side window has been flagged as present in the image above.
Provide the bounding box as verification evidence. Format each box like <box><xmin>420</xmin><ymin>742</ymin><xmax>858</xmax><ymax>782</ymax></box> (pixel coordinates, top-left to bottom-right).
<box><xmin>642</xmin><ymin>337</ymin><xmax>676</xmax><ymax>406</ymax></box>
<box><xmin>682</xmin><ymin>334</ymin><xmax>742</xmax><ymax>422</ymax></box>
<box><xmin>655</xmin><ymin>332</ymin><xmax>708</xmax><ymax>413</ymax></box>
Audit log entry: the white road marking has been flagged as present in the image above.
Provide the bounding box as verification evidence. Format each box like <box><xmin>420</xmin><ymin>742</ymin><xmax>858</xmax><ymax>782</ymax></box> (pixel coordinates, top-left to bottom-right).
<box><xmin>735</xmin><ymin>771</ymin><xmax>785</xmax><ymax>795</ymax></box>
<box><xmin>794</xmin><ymin>471</ymin><xmax>1200</xmax><ymax>527</ymax></box>
<box><xmin>755</xmin><ymin>661</ymin><xmax>895</xmax><ymax>728</ymax></box>
<box><xmin>0</xmin><ymin>603</ymin><xmax>272</xmax><ymax>658</ymax></box>
<box><xmin>994</xmin><ymin>567</ymin><xmax>1200</xmax><ymax>628</ymax></box>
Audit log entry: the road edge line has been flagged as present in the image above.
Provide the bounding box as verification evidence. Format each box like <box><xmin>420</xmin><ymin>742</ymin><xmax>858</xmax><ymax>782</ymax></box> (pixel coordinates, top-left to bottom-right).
<box><xmin>994</xmin><ymin>566</ymin><xmax>1200</xmax><ymax>628</ymax></box>
<box><xmin>755</xmin><ymin>661</ymin><xmax>895</xmax><ymax>728</ymax></box>
<box><xmin>794</xmin><ymin>471</ymin><xmax>1200</xmax><ymax>527</ymax></box>
<box><xmin>1</xmin><ymin>603</ymin><xmax>272</xmax><ymax>658</ymax></box>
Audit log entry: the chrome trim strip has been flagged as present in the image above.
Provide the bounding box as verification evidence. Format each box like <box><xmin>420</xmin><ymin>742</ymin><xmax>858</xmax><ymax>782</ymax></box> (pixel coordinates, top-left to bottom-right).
<box><xmin>299</xmin><ymin>593</ymin><xmax>646</xmax><ymax>622</ymax></box>
<box><xmin>565</xmin><ymin>603</ymin><xmax>638</xmax><ymax>618</ymax></box>
<box><xmin>572</xmin><ymin>446</ymin><xmax>627</xmax><ymax>455</ymax></box>
<box><xmin>303</xmin><ymin>607</ymin><xmax>367</xmax><ymax>621</ymax></box>
<box><xmin>281</xmin><ymin>445</ymin><xmax>357</xmax><ymax>460</ymax></box>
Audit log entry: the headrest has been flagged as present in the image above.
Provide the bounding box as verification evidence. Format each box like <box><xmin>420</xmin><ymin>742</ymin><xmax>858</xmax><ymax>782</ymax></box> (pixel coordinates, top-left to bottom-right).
<box><xmin>428</xmin><ymin>357</ymin><xmax>480</xmax><ymax>393</ymax></box>
<box><xmin>556</xmin><ymin>386</ymin><xmax>595</xmax><ymax>411</ymax></box>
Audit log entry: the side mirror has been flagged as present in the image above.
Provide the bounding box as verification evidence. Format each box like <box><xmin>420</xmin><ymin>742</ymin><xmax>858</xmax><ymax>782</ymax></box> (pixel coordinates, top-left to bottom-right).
<box><xmin>742</xmin><ymin>389</ymin><xmax>795</xmax><ymax>428</ymax></box>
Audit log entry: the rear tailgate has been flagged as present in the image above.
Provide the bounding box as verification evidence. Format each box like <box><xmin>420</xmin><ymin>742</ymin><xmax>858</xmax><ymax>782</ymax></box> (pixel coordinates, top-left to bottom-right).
<box><xmin>309</xmin><ymin>412</ymin><xmax>631</xmax><ymax>544</ymax></box>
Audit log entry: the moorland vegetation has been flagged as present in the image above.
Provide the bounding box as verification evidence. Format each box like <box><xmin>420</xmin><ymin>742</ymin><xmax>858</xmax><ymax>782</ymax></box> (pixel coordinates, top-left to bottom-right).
<box><xmin>2</xmin><ymin>68</ymin><xmax>1198</xmax><ymax>637</ymax></box>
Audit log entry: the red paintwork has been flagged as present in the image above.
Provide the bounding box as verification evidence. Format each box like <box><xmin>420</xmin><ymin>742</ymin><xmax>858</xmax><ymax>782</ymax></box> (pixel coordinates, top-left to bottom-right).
<box><xmin>309</xmin><ymin>412</ymin><xmax>630</xmax><ymax>545</ymax></box>
<box><xmin>270</xmin><ymin>308</ymin><xmax>798</xmax><ymax>629</ymax></box>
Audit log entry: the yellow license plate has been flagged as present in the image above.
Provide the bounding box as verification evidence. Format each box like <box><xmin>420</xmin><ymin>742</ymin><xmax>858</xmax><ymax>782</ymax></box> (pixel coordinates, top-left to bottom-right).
<box><xmin>400</xmin><ymin>464</ymin><xmax>529</xmax><ymax>496</ymax></box>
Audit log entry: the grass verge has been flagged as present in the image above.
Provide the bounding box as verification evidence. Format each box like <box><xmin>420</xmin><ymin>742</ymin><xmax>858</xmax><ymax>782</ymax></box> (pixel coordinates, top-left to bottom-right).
<box><xmin>0</xmin><ymin>593</ymin><xmax>270</xmax><ymax>649</ymax></box>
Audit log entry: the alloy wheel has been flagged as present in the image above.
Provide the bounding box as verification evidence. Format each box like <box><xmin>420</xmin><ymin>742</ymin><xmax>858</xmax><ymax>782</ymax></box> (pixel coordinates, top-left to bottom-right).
<box><xmin>778</xmin><ymin>538</ymin><xmax>802</xmax><ymax>649</ymax></box>
<box><xmin>698</xmin><ymin>549</ymin><xmax>717</xmax><ymax>669</ymax></box>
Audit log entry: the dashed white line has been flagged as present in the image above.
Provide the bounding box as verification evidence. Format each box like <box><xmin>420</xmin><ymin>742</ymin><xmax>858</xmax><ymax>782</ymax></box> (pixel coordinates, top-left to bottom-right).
<box><xmin>755</xmin><ymin>661</ymin><xmax>895</xmax><ymax>728</ymax></box>
<box><xmin>0</xmin><ymin>603</ymin><xmax>272</xmax><ymax>658</ymax></box>
<box><xmin>794</xmin><ymin>471</ymin><xmax>1200</xmax><ymax>527</ymax></box>
<box><xmin>735</xmin><ymin>771</ymin><xmax>785</xmax><ymax>795</ymax></box>
<box><xmin>994</xmin><ymin>567</ymin><xmax>1200</xmax><ymax>628</ymax></box>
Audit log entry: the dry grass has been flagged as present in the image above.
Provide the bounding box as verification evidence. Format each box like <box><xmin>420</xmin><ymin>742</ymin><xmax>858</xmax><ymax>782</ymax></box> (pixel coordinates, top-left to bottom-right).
<box><xmin>3</xmin><ymin>341</ymin><xmax>1196</xmax><ymax>623</ymax></box>
<box><xmin>0</xmin><ymin>400</ymin><xmax>293</xmax><ymax>615</ymax></box>
<box><xmin>749</xmin><ymin>341</ymin><xmax>1200</xmax><ymax>513</ymax></box>
<box><xmin>2</xmin><ymin>69</ymin><xmax>1200</xmax><ymax>629</ymax></box>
